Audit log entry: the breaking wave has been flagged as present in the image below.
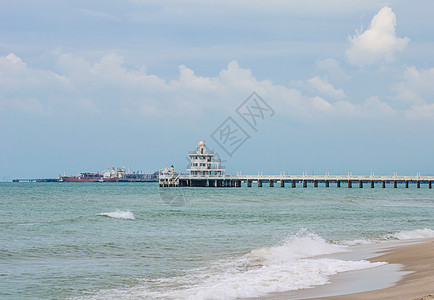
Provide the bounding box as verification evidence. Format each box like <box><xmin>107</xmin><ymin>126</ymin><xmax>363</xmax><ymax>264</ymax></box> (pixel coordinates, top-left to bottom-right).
<box><xmin>387</xmin><ymin>228</ymin><xmax>434</xmax><ymax>240</ymax></box>
<box><xmin>97</xmin><ymin>210</ymin><xmax>135</xmax><ymax>220</ymax></box>
<box><xmin>86</xmin><ymin>230</ymin><xmax>385</xmax><ymax>299</ymax></box>
<box><xmin>342</xmin><ymin>228</ymin><xmax>434</xmax><ymax>245</ymax></box>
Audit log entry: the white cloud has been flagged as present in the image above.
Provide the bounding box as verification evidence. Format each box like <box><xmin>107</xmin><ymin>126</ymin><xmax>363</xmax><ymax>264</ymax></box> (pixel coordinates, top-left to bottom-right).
<box><xmin>405</xmin><ymin>104</ymin><xmax>434</xmax><ymax>120</ymax></box>
<box><xmin>307</xmin><ymin>76</ymin><xmax>346</xmax><ymax>99</ymax></box>
<box><xmin>0</xmin><ymin>53</ymin><xmax>72</xmax><ymax>114</ymax></box>
<box><xmin>0</xmin><ymin>52</ymin><xmax>417</xmax><ymax>123</ymax></box>
<box><xmin>346</xmin><ymin>6</ymin><xmax>409</xmax><ymax>66</ymax></box>
<box><xmin>316</xmin><ymin>58</ymin><xmax>350</xmax><ymax>81</ymax></box>
<box><xmin>392</xmin><ymin>66</ymin><xmax>434</xmax><ymax>106</ymax></box>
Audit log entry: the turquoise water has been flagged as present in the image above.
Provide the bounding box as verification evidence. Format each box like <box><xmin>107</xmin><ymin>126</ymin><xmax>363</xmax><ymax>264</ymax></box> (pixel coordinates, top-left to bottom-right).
<box><xmin>1</xmin><ymin>182</ymin><xmax>433</xmax><ymax>299</ymax></box>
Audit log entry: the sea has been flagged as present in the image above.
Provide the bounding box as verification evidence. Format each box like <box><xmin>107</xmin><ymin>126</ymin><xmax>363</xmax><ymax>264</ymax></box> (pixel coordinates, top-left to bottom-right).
<box><xmin>1</xmin><ymin>182</ymin><xmax>433</xmax><ymax>299</ymax></box>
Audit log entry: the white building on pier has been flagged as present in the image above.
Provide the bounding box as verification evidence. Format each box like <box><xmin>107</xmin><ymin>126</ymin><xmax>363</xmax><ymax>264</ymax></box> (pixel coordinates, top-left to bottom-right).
<box><xmin>187</xmin><ymin>141</ymin><xmax>225</xmax><ymax>176</ymax></box>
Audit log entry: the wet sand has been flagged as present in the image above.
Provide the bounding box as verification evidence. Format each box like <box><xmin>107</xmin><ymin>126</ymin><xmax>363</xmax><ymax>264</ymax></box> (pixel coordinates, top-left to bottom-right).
<box><xmin>263</xmin><ymin>239</ymin><xmax>434</xmax><ymax>300</ymax></box>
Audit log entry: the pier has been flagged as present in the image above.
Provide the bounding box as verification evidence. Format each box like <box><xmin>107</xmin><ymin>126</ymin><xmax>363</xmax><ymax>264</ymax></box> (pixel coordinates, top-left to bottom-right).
<box><xmin>159</xmin><ymin>141</ymin><xmax>433</xmax><ymax>189</ymax></box>
<box><xmin>159</xmin><ymin>174</ymin><xmax>434</xmax><ymax>189</ymax></box>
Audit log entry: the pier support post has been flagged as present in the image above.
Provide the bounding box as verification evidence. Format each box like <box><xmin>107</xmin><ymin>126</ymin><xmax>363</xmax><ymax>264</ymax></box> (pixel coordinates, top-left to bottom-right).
<box><xmin>417</xmin><ymin>181</ymin><xmax>420</xmax><ymax>189</ymax></box>
<box><xmin>303</xmin><ymin>180</ymin><xmax>307</xmax><ymax>188</ymax></box>
<box><xmin>269</xmin><ymin>180</ymin><xmax>274</xmax><ymax>187</ymax></box>
<box><xmin>280</xmin><ymin>180</ymin><xmax>285</xmax><ymax>188</ymax></box>
<box><xmin>258</xmin><ymin>180</ymin><xmax>262</xmax><ymax>188</ymax></box>
<box><xmin>314</xmin><ymin>180</ymin><xmax>318</xmax><ymax>188</ymax></box>
<box><xmin>247</xmin><ymin>180</ymin><xmax>252</xmax><ymax>188</ymax></box>
<box><xmin>325</xmin><ymin>180</ymin><xmax>329</xmax><ymax>188</ymax></box>
<box><xmin>429</xmin><ymin>181</ymin><xmax>432</xmax><ymax>189</ymax></box>
<box><xmin>393</xmin><ymin>181</ymin><xmax>397</xmax><ymax>188</ymax></box>
<box><xmin>371</xmin><ymin>181</ymin><xmax>374</xmax><ymax>188</ymax></box>
<box><xmin>382</xmin><ymin>181</ymin><xmax>386</xmax><ymax>188</ymax></box>
<box><xmin>405</xmin><ymin>181</ymin><xmax>409</xmax><ymax>188</ymax></box>
<box><xmin>231</xmin><ymin>180</ymin><xmax>236</xmax><ymax>188</ymax></box>
<box><xmin>291</xmin><ymin>180</ymin><xmax>296</xmax><ymax>188</ymax></box>
<box><xmin>348</xmin><ymin>181</ymin><xmax>352</xmax><ymax>188</ymax></box>
<box><xmin>337</xmin><ymin>180</ymin><xmax>341</xmax><ymax>188</ymax></box>
<box><xmin>359</xmin><ymin>180</ymin><xmax>363</xmax><ymax>188</ymax></box>
<box><xmin>236</xmin><ymin>180</ymin><xmax>241</xmax><ymax>187</ymax></box>
<box><xmin>190</xmin><ymin>180</ymin><xmax>193</xmax><ymax>187</ymax></box>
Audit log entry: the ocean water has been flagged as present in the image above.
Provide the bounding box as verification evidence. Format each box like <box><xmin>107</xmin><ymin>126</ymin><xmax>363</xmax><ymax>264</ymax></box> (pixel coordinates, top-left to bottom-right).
<box><xmin>1</xmin><ymin>182</ymin><xmax>433</xmax><ymax>299</ymax></box>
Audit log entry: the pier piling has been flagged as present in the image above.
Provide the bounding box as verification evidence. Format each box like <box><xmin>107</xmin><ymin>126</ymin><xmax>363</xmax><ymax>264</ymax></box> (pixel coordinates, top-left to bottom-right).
<box><xmin>280</xmin><ymin>180</ymin><xmax>285</xmax><ymax>188</ymax></box>
<box><xmin>314</xmin><ymin>180</ymin><xmax>318</xmax><ymax>188</ymax></box>
<box><xmin>405</xmin><ymin>181</ymin><xmax>409</xmax><ymax>188</ymax></box>
<box><xmin>303</xmin><ymin>180</ymin><xmax>307</xmax><ymax>188</ymax></box>
<box><xmin>394</xmin><ymin>181</ymin><xmax>397</xmax><ymax>188</ymax></box>
<box><xmin>291</xmin><ymin>180</ymin><xmax>296</xmax><ymax>188</ymax></box>
<box><xmin>325</xmin><ymin>180</ymin><xmax>329</xmax><ymax>188</ymax></box>
<box><xmin>247</xmin><ymin>180</ymin><xmax>252</xmax><ymax>188</ymax></box>
<box><xmin>269</xmin><ymin>180</ymin><xmax>274</xmax><ymax>187</ymax></box>
<box><xmin>359</xmin><ymin>180</ymin><xmax>363</xmax><ymax>188</ymax></box>
<box><xmin>417</xmin><ymin>181</ymin><xmax>420</xmax><ymax>189</ymax></box>
<box><xmin>337</xmin><ymin>180</ymin><xmax>341</xmax><ymax>188</ymax></box>
<box><xmin>258</xmin><ymin>180</ymin><xmax>262</xmax><ymax>188</ymax></box>
<box><xmin>348</xmin><ymin>181</ymin><xmax>352</xmax><ymax>188</ymax></box>
<box><xmin>371</xmin><ymin>181</ymin><xmax>374</xmax><ymax>188</ymax></box>
<box><xmin>382</xmin><ymin>181</ymin><xmax>386</xmax><ymax>188</ymax></box>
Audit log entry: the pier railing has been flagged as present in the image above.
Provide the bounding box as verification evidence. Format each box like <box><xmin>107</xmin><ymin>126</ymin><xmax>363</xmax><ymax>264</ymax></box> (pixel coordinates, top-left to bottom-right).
<box><xmin>159</xmin><ymin>173</ymin><xmax>434</xmax><ymax>188</ymax></box>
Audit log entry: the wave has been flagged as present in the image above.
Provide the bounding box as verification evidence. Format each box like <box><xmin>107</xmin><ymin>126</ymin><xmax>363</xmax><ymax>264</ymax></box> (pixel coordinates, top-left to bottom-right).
<box><xmin>342</xmin><ymin>228</ymin><xmax>434</xmax><ymax>246</ymax></box>
<box><xmin>387</xmin><ymin>228</ymin><xmax>434</xmax><ymax>240</ymax></box>
<box><xmin>96</xmin><ymin>210</ymin><xmax>135</xmax><ymax>220</ymax></box>
<box><xmin>87</xmin><ymin>230</ymin><xmax>385</xmax><ymax>299</ymax></box>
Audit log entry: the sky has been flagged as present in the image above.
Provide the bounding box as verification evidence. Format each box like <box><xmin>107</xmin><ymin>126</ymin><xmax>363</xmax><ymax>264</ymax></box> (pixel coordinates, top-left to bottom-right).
<box><xmin>1</xmin><ymin>0</ymin><xmax>434</xmax><ymax>180</ymax></box>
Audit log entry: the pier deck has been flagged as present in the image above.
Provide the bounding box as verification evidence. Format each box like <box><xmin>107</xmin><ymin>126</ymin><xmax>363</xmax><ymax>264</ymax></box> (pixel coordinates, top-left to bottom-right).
<box><xmin>159</xmin><ymin>174</ymin><xmax>434</xmax><ymax>189</ymax></box>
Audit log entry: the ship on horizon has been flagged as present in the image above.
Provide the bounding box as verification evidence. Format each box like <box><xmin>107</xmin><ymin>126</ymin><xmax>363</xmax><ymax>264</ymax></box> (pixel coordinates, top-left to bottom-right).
<box><xmin>60</xmin><ymin>167</ymin><xmax>159</xmax><ymax>182</ymax></box>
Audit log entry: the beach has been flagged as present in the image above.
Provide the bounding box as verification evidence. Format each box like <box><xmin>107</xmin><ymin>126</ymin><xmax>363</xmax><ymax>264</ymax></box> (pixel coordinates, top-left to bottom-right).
<box><xmin>328</xmin><ymin>239</ymin><xmax>434</xmax><ymax>300</ymax></box>
<box><xmin>266</xmin><ymin>239</ymin><xmax>434</xmax><ymax>300</ymax></box>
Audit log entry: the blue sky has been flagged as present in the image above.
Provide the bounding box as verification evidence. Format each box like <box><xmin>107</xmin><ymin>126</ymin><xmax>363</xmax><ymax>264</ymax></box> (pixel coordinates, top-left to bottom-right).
<box><xmin>1</xmin><ymin>0</ymin><xmax>434</xmax><ymax>180</ymax></box>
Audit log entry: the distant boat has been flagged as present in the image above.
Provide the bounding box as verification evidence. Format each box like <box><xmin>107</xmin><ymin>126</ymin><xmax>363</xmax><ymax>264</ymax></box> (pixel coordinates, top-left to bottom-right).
<box><xmin>61</xmin><ymin>172</ymin><xmax>102</xmax><ymax>182</ymax></box>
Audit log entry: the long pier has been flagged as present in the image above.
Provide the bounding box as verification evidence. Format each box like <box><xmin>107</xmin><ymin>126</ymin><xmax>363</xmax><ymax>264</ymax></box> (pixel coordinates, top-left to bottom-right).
<box><xmin>159</xmin><ymin>174</ymin><xmax>434</xmax><ymax>189</ymax></box>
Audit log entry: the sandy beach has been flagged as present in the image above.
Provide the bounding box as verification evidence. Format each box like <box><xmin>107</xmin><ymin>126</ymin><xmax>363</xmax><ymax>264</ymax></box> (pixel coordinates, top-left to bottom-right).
<box><xmin>264</xmin><ymin>239</ymin><xmax>434</xmax><ymax>300</ymax></box>
<box><xmin>325</xmin><ymin>239</ymin><xmax>434</xmax><ymax>300</ymax></box>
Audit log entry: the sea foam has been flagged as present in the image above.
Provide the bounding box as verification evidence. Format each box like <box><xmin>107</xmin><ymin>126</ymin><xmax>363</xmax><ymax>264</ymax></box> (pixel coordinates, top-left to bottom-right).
<box><xmin>97</xmin><ymin>210</ymin><xmax>135</xmax><ymax>220</ymax></box>
<box><xmin>388</xmin><ymin>228</ymin><xmax>434</xmax><ymax>240</ymax></box>
<box><xmin>341</xmin><ymin>228</ymin><xmax>434</xmax><ymax>246</ymax></box>
<box><xmin>87</xmin><ymin>230</ymin><xmax>385</xmax><ymax>300</ymax></box>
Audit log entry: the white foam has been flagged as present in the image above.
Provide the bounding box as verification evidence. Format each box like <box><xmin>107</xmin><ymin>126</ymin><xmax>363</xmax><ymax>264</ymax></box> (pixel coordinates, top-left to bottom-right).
<box><xmin>97</xmin><ymin>210</ymin><xmax>135</xmax><ymax>220</ymax></box>
<box><xmin>85</xmin><ymin>230</ymin><xmax>385</xmax><ymax>300</ymax></box>
<box><xmin>341</xmin><ymin>228</ymin><xmax>434</xmax><ymax>246</ymax></box>
<box><xmin>387</xmin><ymin>228</ymin><xmax>434</xmax><ymax>240</ymax></box>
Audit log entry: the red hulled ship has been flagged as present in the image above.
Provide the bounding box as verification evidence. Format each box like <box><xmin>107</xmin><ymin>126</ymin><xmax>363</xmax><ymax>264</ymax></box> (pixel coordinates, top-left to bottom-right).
<box><xmin>61</xmin><ymin>172</ymin><xmax>102</xmax><ymax>182</ymax></box>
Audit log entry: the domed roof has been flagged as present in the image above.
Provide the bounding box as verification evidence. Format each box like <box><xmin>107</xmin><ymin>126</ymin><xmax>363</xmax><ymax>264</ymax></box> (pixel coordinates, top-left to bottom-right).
<box><xmin>197</xmin><ymin>140</ymin><xmax>206</xmax><ymax>147</ymax></box>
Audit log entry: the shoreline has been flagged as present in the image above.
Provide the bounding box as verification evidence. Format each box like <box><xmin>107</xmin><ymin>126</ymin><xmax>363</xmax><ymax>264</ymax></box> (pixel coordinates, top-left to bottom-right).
<box><xmin>326</xmin><ymin>239</ymin><xmax>434</xmax><ymax>300</ymax></box>
<box><xmin>262</xmin><ymin>239</ymin><xmax>434</xmax><ymax>300</ymax></box>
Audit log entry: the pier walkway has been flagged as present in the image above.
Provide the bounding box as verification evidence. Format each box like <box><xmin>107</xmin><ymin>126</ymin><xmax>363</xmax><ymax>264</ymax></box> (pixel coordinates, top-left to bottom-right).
<box><xmin>159</xmin><ymin>174</ymin><xmax>434</xmax><ymax>189</ymax></box>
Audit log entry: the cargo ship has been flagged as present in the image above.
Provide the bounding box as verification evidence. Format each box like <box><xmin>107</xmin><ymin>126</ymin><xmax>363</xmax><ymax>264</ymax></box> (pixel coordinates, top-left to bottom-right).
<box><xmin>61</xmin><ymin>172</ymin><xmax>103</xmax><ymax>182</ymax></box>
<box><xmin>59</xmin><ymin>167</ymin><xmax>159</xmax><ymax>182</ymax></box>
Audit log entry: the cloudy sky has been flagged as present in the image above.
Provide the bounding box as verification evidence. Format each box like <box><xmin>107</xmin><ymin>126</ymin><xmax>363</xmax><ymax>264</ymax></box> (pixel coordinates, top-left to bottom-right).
<box><xmin>1</xmin><ymin>0</ymin><xmax>434</xmax><ymax>179</ymax></box>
